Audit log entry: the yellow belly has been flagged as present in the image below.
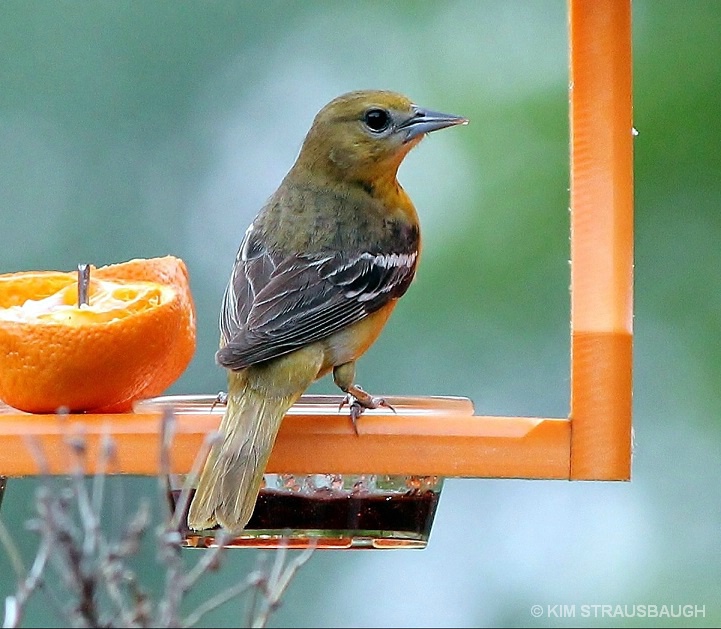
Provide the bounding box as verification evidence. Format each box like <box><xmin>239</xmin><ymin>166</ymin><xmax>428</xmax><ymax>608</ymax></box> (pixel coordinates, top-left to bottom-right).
<box><xmin>317</xmin><ymin>301</ymin><xmax>397</xmax><ymax>377</ymax></box>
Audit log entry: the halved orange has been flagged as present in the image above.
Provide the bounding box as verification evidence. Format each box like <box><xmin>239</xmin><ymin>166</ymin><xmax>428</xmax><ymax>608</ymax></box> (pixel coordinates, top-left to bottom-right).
<box><xmin>0</xmin><ymin>256</ymin><xmax>196</xmax><ymax>413</ymax></box>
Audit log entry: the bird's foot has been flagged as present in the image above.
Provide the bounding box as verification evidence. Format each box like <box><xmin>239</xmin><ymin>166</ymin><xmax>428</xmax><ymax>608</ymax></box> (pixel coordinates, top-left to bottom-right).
<box><xmin>210</xmin><ymin>390</ymin><xmax>228</xmax><ymax>412</ymax></box>
<box><xmin>338</xmin><ymin>385</ymin><xmax>395</xmax><ymax>435</ymax></box>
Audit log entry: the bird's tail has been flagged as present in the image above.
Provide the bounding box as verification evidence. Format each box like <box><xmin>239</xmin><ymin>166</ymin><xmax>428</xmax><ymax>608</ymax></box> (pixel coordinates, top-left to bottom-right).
<box><xmin>187</xmin><ymin>371</ymin><xmax>301</xmax><ymax>534</ymax></box>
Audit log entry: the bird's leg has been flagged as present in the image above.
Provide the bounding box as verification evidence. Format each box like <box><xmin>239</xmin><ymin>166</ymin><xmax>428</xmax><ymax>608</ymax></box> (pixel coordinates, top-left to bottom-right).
<box><xmin>333</xmin><ymin>362</ymin><xmax>395</xmax><ymax>435</ymax></box>
<box><xmin>341</xmin><ymin>383</ymin><xmax>396</xmax><ymax>429</ymax></box>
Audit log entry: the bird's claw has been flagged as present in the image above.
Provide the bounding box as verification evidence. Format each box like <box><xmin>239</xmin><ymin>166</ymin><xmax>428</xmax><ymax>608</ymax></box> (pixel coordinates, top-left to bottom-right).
<box><xmin>338</xmin><ymin>386</ymin><xmax>395</xmax><ymax>435</ymax></box>
<box><xmin>210</xmin><ymin>391</ymin><xmax>228</xmax><ymax>412</ymax></box>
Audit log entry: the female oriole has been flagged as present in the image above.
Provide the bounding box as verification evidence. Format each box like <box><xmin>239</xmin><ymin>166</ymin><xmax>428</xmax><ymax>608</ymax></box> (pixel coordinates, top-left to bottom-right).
<box><xmin>188</xmin><ymin>90</ymin><xmax>467</xmax><ymax>533</ymax></box>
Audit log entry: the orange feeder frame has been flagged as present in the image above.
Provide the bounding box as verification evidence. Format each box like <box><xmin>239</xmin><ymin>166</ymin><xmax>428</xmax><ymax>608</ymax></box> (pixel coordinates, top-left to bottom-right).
<box><xmin>0</xmin><ymin>0</ymin><xmax>633</xmax><ymax>482</ymax></box>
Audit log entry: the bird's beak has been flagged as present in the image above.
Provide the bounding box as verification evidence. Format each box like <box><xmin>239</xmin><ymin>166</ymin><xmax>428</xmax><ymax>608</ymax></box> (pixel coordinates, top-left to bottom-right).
<box><xmin>398</xmin><ymin>106</ymin><xmax>468</xmax><ymax>143</ymax></box>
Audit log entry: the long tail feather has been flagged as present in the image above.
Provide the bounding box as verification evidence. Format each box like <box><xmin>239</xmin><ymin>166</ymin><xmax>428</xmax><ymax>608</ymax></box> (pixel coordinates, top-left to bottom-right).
<box><xmin>189</xmin><ymin>343</ymin><xmax>325</xmax><ymax>533</ymax></box>
<box><xmin>187</xmin><ymin>376</ymin><xmax>296</xmax><ymax>533</ymax></box>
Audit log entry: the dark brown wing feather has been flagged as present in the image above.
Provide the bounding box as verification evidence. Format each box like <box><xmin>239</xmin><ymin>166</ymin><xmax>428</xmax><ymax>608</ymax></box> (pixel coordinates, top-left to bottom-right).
<box><xmin>216</xmin><ymin>237</ymin><xmax>417</xmax><ymax>371</ymax></box>
<box><xmin>219</xmin><ymin>223</ymin><xmax>278</xmax><ymax>345</ymax></box>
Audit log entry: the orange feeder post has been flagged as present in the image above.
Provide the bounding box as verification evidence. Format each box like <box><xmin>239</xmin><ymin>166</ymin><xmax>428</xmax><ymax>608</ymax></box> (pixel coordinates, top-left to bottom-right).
<box><xmin>569</xmin><ymin>0</ymin><xmax>634</xmax><ymax>480</ymax></box>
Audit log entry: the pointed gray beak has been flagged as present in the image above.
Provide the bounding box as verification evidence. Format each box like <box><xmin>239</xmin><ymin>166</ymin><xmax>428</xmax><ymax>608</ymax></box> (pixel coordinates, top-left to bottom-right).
<box><xmin>398</xmin><ymin>106</ymin><xmax>468</xmax><ymax>142</ymax></box>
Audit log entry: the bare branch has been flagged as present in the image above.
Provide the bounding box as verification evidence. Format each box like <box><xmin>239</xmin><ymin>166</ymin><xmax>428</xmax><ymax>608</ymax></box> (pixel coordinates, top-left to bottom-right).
<box><xmin>179</xmin><ymin>529</ymin><xmax>231</xmax><ymax>591</ymax></box>
<box><xmin>182</xmin><ymin>574</ymin><xmax>258</xmax><ymax>628</ymax></box>
<box><xmin>91</xmin><ymin>430</ymin><xmax>118</xmax><ymax>522</ymax></box>
<box><xmin>3</xmin><ymin>527</ymin><xmax>52</xmax><ymax>628</ymax></box>
<box><xmin>249</xmin><ymin>541</ymin><xmax>316</xmax><ymax>629</ymax></box>
<box><xmin>0</xmin><ymin>518</ymin><xmax>25</xmax><ymax>581</ymax></box>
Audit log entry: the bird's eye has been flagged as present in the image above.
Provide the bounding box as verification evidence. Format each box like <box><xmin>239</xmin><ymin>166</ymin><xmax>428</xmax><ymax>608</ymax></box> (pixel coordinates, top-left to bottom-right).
<box><xmin>363</xmin><ymin>108</ymin><xmax>391</xmax><ymax>133</ymax></box>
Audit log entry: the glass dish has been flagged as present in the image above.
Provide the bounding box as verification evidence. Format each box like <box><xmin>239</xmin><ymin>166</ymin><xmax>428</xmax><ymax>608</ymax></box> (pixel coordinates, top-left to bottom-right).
<box><xmin>136</xmin><ymin>393</ymin><xmax>473</xmax><ymax>549</ymax></box>
<box><xmin>168</xmin><ymin>472</ymin><xmax>443</xmax><ymax>550</ymax></box>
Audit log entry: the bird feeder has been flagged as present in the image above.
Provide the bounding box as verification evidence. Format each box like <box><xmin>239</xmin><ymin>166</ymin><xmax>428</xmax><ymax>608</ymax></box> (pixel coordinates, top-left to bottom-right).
<box><xmin>0</xmin><ymin>0</ymin><xmax>633</xmax><ymax>549</ymax></box>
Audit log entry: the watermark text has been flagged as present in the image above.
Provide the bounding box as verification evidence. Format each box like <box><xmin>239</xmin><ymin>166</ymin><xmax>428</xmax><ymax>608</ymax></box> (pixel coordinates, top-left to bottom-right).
<box><xmin>530</xmin><ymin>603</ymin><xmax>706</xmax><ymax>619</ymax></box>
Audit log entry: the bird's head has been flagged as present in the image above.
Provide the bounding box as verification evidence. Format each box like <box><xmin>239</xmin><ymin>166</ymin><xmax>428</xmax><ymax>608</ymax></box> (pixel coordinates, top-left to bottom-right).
<box><xmin>295</xmin><ymin>90</ymin><xmax>467</xmax><ymax>186</ymax></box>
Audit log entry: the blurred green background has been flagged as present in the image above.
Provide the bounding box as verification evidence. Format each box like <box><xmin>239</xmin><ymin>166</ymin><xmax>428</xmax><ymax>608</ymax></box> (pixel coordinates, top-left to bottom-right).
<box><xmin>1</xmin><ymin>0</ymin><xmax>719</xmax><ymax>626</ymax></box>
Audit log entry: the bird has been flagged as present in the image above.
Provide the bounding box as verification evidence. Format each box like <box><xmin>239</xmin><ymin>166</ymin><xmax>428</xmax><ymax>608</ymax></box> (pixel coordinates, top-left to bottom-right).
<box><xmin>187</xmin><ymin>89</ymin><xmax>467</xmax><ymax>533</ymax></box>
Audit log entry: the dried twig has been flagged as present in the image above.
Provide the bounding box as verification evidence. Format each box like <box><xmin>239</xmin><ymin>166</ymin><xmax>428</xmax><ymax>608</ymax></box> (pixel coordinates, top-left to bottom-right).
<box><xmin>247</xmin><ymin>540</ymin><xmax>316</xmax><ymax>629</ymax></box>
<box><xmin>2</xmin><ymin>528</ymin><xmax>52</xmax><ymax>629</ymax></box>
<box><xmin>0</xmin><ymin>517</ymin><xmax>25</xmax><ymax>581</ymax></box>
